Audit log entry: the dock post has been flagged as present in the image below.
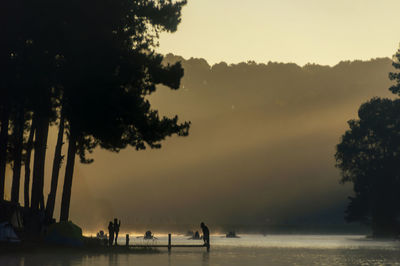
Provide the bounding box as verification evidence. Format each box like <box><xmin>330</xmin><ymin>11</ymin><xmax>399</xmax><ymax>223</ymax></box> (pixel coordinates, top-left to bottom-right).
<box><xmin>168</xmin><ymin>234</ymin><xmax>171</xmax><ymax>252</ymax></box>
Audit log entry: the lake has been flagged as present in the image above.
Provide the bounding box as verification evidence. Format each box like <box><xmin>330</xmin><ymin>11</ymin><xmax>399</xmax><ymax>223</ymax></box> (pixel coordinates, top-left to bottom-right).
<box><xmin>2</xmin><ymin>234</ymin><xmax>400</xmax><ymax>265</ymax></box>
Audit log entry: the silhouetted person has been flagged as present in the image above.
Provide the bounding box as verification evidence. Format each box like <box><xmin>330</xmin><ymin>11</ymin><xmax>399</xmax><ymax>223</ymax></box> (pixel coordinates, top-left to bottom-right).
<box><xmin>200</xmin><ymin>222</ymin><xmax>209</xmax><ymax>247</ymax></box>
<box><xmin>114</xmin><ymin>218</ymin><xmax>121</xmax><ymax>245</ymax></box>
<box><xmin>126</xmin><ymin>234</ymin><xmax>130</xmax><ymax>246</ymax></box>
<box><xmin>194</xmin><ymin>231</ymin><xmax>200</xmax><ymax>239</ymax></box>
<box><xmin>145</xmin><ymin>230</ymin><xmax>153</xmax><ymax>239</ymax></box>
<box><xmin>108</xmin><ymin>221</ymin><xmax>114</xmax><ymax>246</ymax></box>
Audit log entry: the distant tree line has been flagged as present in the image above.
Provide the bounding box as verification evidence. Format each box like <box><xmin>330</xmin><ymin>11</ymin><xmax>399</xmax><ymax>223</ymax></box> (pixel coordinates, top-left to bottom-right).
<box><xmin>0</xmin><ymin>0</ymin><xmax>189</xmax><ymax>227</ymax></box>
<box><xmin>162</xmin><ymin>54</ymin><xmax>393</xmax><ymax>114</ymax></box>
<box><xmin>335</xmin><ymin>47</ymin><xmax>400</xmax><ymax>237</ymax></box>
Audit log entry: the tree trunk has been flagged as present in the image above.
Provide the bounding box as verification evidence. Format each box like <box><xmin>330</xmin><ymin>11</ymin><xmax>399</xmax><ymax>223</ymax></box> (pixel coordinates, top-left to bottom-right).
<box><xmin>24</xmin><ymin>117</ymin><xmax>36</xmax><ymax>207</ymax></box>
<box><xmin>59</xmin><ymin>130</ymin><xmax>77</xmax><ymax>222</ymax></box>
<box><xmin>39</xmin><ymin>193</ymin><xmax>45</xmax><ymax>211</ymax></box>
<box><xmin>0</xmin><ymin>107</ymin><xmax>10</xmax><ymax>200</ymax></box>
<box><xmin>11</xmin><ymin>108</ymin><xmax>25</xmax><ymax>203</ymax></box>
<box><xmin>45</xmin><ymin>113</ymin><xmax>64</xmax><ymax>221</ymax></box>
<box><xmin>31</xmin><ymin>115</ymin><xmax>49</xmax><ymax>211</ymax></box>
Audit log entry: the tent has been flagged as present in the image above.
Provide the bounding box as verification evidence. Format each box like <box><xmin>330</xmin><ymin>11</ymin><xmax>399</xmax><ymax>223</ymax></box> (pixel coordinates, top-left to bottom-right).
<box><xmin>45</xmin><ymin>221</ymin><xmax>83</xmax><ymax>247</ymax></box>
<box><xmin>0</xmin><ymin>200</ymin><xmax>24</xmax><ymax>230</ymax></box>
<box><xmin>0</xmin><ymin>222</ymin><xmax>20</xmax><ymax>243</ymax></box>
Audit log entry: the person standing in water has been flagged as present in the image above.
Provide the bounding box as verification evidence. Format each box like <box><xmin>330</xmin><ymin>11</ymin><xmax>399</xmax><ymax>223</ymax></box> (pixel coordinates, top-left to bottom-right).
<box><xmin>108</xmin><ymin>221</ymin><xmax>114</xmax><ymax>246</ymax></box>
<box><xmin>200</xmin><ymin>222</ymin><xmax>210</xmax><ymax>247</ymax></box>
<box><xmin>114</xmin><ymin>218</ymin><xmax>121</xmax><ymax>245</ymax></box>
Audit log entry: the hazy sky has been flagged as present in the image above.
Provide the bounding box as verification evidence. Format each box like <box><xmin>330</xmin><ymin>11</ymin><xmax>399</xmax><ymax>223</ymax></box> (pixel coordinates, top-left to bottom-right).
<box><xmin>158</xmin><ymin>0</ymin><xmax>400</xmax><ymax>66</ymax></box>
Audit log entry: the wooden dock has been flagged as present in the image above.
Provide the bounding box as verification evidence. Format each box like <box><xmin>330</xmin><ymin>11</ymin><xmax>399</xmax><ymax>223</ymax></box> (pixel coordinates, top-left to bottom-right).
<box><xmin>128</xmin><ymin>234</ymin><xmax>210</xmax><ymax>251</ymax></box>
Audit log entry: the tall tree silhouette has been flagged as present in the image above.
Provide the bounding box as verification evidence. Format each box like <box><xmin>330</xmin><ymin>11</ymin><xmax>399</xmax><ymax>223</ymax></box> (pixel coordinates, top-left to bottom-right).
<box><xmin>335</xmin><ymin>98</ymin><xmax>400</xmax><ymax>237</ymax></box>
<box><xmin>9</xmin><ymin>105</ymin><xmax>25</xmax><ymax>203</ymax></box>
<box><xmin>24</xmin><ymin>118</ymin><xmax>35</xmax><ymax>207</ymax></box>
<box><xmin>0</xmin><ymin>102</ymin><xmax>10</xmax><ymax>200</ymax></box>
<box><xmin>335</xmin><ymin>45</ymin><xmax>400</xmax><ymax>237</ymax></box>
<box><xmin>23</xmin><ymin>0</ymin><xmax>64</xmax><ymax>211</ymax></box>
<box><xmin>0</xmin><ymin>1</ymin><xmax>33</xmax><ymax>201</ymax></box>
<box><xmin>45</xmin><ymin>104</ymin><xmax>65</xmax><ymax>221</ymax></box>
<box><xmin>0</xmin><ymin>0</ymin><xmax>16</xmax><ymax>199</ymax></box>
<box><xmin>57</xmin><ymin>0</ymin><xmax>189</xmax><ymax>221</ymax></box>
<box><xmin>1</xmin><ymin>0</ymin><xmax>189</xmax><ymax>224</ymax></box>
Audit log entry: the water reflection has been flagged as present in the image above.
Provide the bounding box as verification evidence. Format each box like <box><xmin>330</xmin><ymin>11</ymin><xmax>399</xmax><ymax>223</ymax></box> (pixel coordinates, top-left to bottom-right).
<box><xmin>0</xmin><ymin>254</ymin><xmax>80</xmax><ymax>266</ymax></box>
<box><xmin>24</xmin><ymin>254</ymin><xmax>84</xmax><ymax>266</ymax></box>
<box><xmin>2</xmin><ymin>249</ymin><xmax>400</xmax><ymax>266</ymax></box>
<box><xmin>1</xmin><ymin>256</ymin><xmax>21</xmax><ymax>266</ymax></box>
<box><xmin>1</xmin><ymin>235</ymin><xmax>400</xmax><ymax>266</ymax></box>
<box><xmin>202</xmin><ymin>251</ymin><xmax>209</xmax><ymax>266</ymax></box>
<box><xmin>108</xmin><ymin>253</ymin><xmax>117</xmax><ymax>266</ymax></box>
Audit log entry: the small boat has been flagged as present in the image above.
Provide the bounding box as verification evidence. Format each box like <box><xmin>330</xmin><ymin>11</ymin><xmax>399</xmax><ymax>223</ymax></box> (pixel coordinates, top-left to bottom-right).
<box><xmin>226</xmin><ymin>231</ymin><xmax>239</xmax><ymax>238</ymax></box>
<box><xmin>188</xmin><ymin>230</ymin><xmax>202</xmax><ymax>240</ymax></box>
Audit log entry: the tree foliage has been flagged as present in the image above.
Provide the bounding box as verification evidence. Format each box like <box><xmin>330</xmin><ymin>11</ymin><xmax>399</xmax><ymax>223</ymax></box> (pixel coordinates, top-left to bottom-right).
<box><xmin>389</xmin><ymin>45</ymin><xmax>400</xmax><ymax>95</ymax></box>
<box><xmin>0</xmin><ymin>0</ymin><xmax>189</xmax><ymax>227</ymax></box>
<box><xmin>335</xmin><ymin>98</ymin><xmax>400</xmax><ymax>236</ymax></box>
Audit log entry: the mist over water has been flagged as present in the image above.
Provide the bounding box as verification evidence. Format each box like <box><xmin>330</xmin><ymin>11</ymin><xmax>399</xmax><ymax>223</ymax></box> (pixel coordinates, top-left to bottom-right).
<box><xmin>2</xmin><ymin>235</ymin><xmax>400</xmax><ymax>266</ymax></box>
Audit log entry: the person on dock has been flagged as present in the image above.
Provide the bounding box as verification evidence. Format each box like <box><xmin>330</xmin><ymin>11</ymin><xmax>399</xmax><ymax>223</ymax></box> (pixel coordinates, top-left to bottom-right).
<box><xmin>108</xmin><ymin>221</ymin><xmax>114</xmax><ymax>246</ymax></box>
<box><xmin>114</xmin><ymin>218</ymin><xmax>121</xmax><ymax>245</ymax></box>
<box><xmin>201</xmin><ymin>222</ymin><xmax>210</xmax><ymax>247</ymax></box>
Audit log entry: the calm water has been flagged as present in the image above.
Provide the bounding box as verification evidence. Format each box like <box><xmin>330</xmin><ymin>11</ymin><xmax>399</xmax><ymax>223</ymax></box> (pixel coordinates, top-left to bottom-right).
<box><xmin>2</xmin><ymin>234</ymin><xmax>400</xmax><ymax>266</ymax></box>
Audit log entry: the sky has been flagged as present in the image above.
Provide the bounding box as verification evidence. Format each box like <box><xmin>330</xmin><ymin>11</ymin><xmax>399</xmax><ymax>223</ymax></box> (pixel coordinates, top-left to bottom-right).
<box><xmin>158</xmin><ymin>0</ymin><xmax>400</xmax><ymax>66</ymax></box>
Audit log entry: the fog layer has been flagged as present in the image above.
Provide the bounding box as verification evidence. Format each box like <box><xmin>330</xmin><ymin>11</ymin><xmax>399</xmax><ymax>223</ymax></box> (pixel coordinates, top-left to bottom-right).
<box><xmin>8</xmin><ymin>56</ymin><xmax>394</xmax><ymax>232</ymax></box>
